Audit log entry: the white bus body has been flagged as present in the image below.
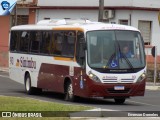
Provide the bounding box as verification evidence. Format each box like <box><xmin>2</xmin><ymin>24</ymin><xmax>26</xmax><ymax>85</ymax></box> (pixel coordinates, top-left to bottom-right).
<box><xmin>9</xmin><ymin>19</ymin><xmax>146</xmax><ymax>104</ymax></box>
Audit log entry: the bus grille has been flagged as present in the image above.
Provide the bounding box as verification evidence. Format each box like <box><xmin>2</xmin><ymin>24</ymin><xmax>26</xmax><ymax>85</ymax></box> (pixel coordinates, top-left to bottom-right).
<box><xmin>102</xmin><ymin>79</ymin><xmax>134</xmax><ymax>83</ymax></box>
<box><xmin>121</xmin><ymin>79</ymin><xmax>134</xmax><ymax>83</ymax></box>
<box><xmin>107</xmin><ymin>88</ymin><xmax>130</xmax><ymax>94</ymax></box>
<box><xmin>102</xmin><ymin>80</ymin><xmax>117</xmax><ymax>83</ymax></box>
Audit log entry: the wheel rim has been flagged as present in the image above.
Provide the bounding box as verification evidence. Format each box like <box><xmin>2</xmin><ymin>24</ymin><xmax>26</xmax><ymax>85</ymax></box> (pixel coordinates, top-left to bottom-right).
<box><xmin>26</xmin><ymin>78</ymin><xmax>30</xmax><ymax>91</ymax></box>
<box><xmin>68</xmin><ymin>84</ymin><xmax>73</xmax><ymax>98</ymax></box>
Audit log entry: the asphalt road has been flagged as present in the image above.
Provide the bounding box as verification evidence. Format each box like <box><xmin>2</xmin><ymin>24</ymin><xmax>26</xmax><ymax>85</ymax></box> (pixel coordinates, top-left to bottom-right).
<box><xmin>1</xmin><ymin>71</ymin><xmax>160</xmax><ymax>112</ymax></box>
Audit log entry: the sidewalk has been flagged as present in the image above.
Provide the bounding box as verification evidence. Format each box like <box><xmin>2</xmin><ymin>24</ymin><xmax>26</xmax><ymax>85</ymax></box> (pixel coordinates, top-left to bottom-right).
<box><xmin>0</xmin><ymin>67</ymin><xmax>160</xmax><ymax>90</ymax></box>
<box><xmin>146</xmin><ymin>82</ymin><xmax>160</xmax><ymax>90</ymax></box>
<box><xmin>0</xmin><ymin>67</ymin><xmax>9</xmax><ymax>72</ymax></box>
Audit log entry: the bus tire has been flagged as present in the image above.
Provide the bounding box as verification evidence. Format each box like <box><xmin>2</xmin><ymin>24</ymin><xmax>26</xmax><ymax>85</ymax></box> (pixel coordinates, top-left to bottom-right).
<box><xmin>114</xmin><ymin>98</ymin><xmax>126</xmax><ymax>104</ymax></box>
<box><xmin>64</xmin><ymin>82</ymin><xmax>75</xmax><ymax>101</ymax></box>
<box><xmin>35</xmin><ymin>88</ymin><xmax>42</xmax><ymax>95</ymax></box>
<box><xmin>25</xmin><ymin>74</ymin><xmax>35</xmax><ymax>95</ymax></box>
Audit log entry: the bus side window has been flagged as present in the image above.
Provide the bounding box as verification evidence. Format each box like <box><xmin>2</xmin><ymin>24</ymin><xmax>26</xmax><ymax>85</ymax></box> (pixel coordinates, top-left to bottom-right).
<box><xmin>53</xmin><ymin>32</ymin><xmax>63</xmax><ymax>55</ymax></box>
<box><xmin>19</xmin><ymin>31</ymin><xmax>30</xmax><ymax>52</ymax></box>
<box><xmin>40</xmin><ymin>31</ymin><xmax>51</xmax><ymax>54</ymax></box>
<box><xmin>76</xmin><ymin>31</ymin><xmax>85</xmax><ymax>66</ymax></box>
<box><xmin>30</xmin><ymin>31</ymin><xmax>41</xmax><ymax>53</ymax></box>
<box><xmin>50</xmin><ymin>32</ymin><xmax>55</xmax><ymax>54</ymax></box>
<box><xmin>10</xmin><ymin>31</ymin><xmax>20</xmax><ymax>52</ymax></box>
<box><xmin>62</xmin><ymin>31</ymin><xmax>75</xmax><ymax>57</ymax></box>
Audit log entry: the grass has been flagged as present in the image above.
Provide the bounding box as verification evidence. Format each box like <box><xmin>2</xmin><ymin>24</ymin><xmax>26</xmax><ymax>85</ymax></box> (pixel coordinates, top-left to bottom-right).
<box><xmin>0</xmin><ymin>96</ymin><xmax>92</xmax><ymax>111</ymax></box>
<box><xmin>0</xmin><ymin>96</ymin><xmax>93</xmax><ymax>120</ymax></box>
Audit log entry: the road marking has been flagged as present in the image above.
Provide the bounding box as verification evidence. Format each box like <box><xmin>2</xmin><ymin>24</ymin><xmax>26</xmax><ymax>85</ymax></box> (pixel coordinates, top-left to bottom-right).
<box><xmin>126</xmin><ymin>99</ymin><xmax>159</xmax><ymax>107</ymax></box>
<box><xmin>0</xmin><ymin>74</ymin><xmax>9</xmax><ymax>78</ymax></box>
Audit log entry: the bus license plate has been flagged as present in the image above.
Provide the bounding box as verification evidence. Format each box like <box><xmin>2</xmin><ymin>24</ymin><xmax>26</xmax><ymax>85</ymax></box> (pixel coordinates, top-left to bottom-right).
<box><xmin>114</xmin><ymin>86</ymin><xmax>125</xmax><ymax>90</ymax></box>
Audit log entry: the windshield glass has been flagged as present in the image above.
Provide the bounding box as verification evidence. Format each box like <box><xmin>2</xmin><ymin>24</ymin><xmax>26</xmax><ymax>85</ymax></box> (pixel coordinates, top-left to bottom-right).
<box><xmin>87</xmin><ymin>30</ymin><xmax>145</xmax><ymax>72</ymax></box>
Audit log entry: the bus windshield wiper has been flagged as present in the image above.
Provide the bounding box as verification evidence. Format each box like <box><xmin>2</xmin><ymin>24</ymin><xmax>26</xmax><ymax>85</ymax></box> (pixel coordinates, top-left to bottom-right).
<box><xmin>106</xmin><ymin>52</ymin><xmax>116</xmax><ymax>67</ymax></box>
<box><xmin>120</xmin><ymin>52</ymin><xmax>134</xmax><ymax>71</ymax></box>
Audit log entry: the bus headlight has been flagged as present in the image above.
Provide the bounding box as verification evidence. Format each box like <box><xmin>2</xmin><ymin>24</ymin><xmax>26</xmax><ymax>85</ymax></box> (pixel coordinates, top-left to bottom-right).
<box><xmin>137</xmin><ymin>73</ymin><xmax>146</xmax><ymax>83</ymax></box>
<box><xmin>88</xmin><ymin>71</ymin><xmax>101</xmax><ymax>83</ymax></box>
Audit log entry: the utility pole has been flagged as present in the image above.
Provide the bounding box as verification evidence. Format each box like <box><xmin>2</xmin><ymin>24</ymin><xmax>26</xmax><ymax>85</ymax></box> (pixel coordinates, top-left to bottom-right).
<box><xmin>14</xmin><ymin>4</ymin><xmax>17</xmax><ymax>26</ymax></box>
<box><xmin>98</xmin><ymin>0</ymin><xmax>104</xmax><ymax>22</ymax></box>
<box><xmin>153</xmin><ymin>46</ymin><xmax>157</xmax><ymax>86</ymax></box>
<box><xmin>12</xmin><ymin>3</ymin><xmax>17</xmax><ymax>26</ymax></box>
<box><xmin>151</xmin><ymin>46</ymin><xmax>157</xmax><ymax>86</ymax></box>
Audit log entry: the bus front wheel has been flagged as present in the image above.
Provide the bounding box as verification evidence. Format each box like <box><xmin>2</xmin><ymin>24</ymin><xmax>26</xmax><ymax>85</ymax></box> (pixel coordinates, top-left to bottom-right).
<box><xmin>64</xmin><ymin>82</ymin><xmax>75</xmax><ymax>101</ymax></box>
<box><xmin>114</xmin><ymin>98</ymin><xmax>126</xmax><ymax>104</ymax></box>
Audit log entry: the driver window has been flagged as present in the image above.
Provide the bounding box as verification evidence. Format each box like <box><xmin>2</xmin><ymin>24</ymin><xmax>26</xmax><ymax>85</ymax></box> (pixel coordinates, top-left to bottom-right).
<box><xmin>76</xmin><ymin>31</ymin><xmax>85</xmax><ymax>66</ymax></box>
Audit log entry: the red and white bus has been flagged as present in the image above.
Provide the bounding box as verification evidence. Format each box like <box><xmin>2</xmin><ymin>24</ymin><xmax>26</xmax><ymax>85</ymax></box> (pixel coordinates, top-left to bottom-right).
<box><xmin>9</xmin><ymin>19</ymin><xmax>146</xmax><ymax>104</ymax></box>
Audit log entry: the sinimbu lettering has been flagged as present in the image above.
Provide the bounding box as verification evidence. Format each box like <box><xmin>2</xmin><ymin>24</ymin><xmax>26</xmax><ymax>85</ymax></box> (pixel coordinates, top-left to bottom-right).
<box><xmin>20</xmin><ymin>57</ymin><xmax>36</xmax><ymax>69</ymax></box>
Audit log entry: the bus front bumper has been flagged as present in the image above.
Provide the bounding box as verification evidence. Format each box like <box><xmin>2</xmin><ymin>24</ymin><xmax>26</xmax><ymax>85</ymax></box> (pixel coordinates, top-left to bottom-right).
<box><xmin>79</xmin><ymin>79</ymin><xmax>146</xmax><ymax>98</ymax></box>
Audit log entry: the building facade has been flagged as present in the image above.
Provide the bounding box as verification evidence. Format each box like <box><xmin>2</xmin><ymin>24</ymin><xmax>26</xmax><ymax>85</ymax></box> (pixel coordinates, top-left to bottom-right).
<box><xmin>0</xmin><ymin>0</ymin><xmax>160</xmax><ymax>67</ymax></box>
<box><xmin>0</xmin><ymin>0</ymin><xmax>37</xmax><ymax>67</ymax></box>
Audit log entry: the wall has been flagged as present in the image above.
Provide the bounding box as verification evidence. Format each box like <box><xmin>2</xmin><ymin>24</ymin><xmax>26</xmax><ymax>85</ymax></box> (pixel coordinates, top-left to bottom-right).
<box><xmin>17</xmin><ymin>8</ymin><xmax>29</xmax><ymax>15</ymax></box>
<box><xmin>38</xmin><ymin>0</ymin><xmax>160</xmax><ymax>8</ymax></box>
<box><xmin>0</xmin><ymin>16</ymin><xmax>10</xmax><ymax>67</ymax></box>
<box><xmin>0</xmin><ymin>8</ymin><xmax>34</xmax><ymax>68</ymax></box>
<box><xmin>38</xmin><ymin>0</ymin><xmax>99</xmax><ymax>7</ymax></box>
<box><xmin>29</xmin><ymin>9</ymin><xmax>36</xmax><ymax>24</ymax></box>
<box><xmin>36</xmin><ymin>9</ymin><xmax>98</xmax><ymax>22</ymax></box>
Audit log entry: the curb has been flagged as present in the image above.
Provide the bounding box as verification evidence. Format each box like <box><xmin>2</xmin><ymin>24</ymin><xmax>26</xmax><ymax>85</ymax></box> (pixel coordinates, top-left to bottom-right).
<box><xmin>145</xmin><ymin>86</ymin><xmax>160</xmax><ymax>90</ymax></box>
<box><xmin>69</xmin><ymin>108</ymin><xmax>117</xmax><ymax>118</ymax></box>
<box><xmin>0</xmin><ymin>67</ymin><xmax>9</xmax><ymax>72</ymax></box>
<box><xmin>69</xmin><ymin>108</ymin><xmax>102</xmax><ymax>118</ymax></box>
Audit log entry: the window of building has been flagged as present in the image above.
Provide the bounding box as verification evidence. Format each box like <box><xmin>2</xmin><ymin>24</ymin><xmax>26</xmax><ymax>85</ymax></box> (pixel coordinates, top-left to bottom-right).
<box><xmin>138</xmin><ymin>20</ymin><xmax>152</xmax><ymax>45</ymax></box>
<box><xmin>119</xmin><ymin>20</ymin><xmax>128</xmax><ymax>25</ymax></box>
<box><xmin>17</xmin><ymin>15</ymin><xmax>29</xmax><ymax>25</ymax></box>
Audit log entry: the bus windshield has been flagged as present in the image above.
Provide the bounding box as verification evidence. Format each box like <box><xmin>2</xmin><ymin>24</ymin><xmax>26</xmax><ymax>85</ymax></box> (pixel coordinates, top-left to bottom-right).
<box><xmin>87</xmin><ymin>30</ymin><xmax>145</xmax><ymax>72</ymax></box>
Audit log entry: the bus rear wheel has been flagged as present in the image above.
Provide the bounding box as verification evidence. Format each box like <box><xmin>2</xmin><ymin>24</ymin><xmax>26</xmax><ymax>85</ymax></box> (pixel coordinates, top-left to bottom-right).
<box><xmin>114</xmin><ymin>98</ymin><xmax>126</xmax><ymax>104</ymax></box>
<box><xmin>25</xmin><ymin>74</ymin><xmax>34</xmax><ymax>95</ymax></box>
<box><xmin>64</xmin><ymin>82</ymin><xmax>75</xmax><ymax>101</ymax></box>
